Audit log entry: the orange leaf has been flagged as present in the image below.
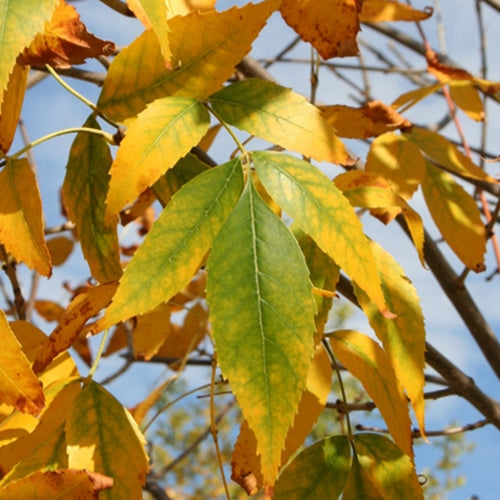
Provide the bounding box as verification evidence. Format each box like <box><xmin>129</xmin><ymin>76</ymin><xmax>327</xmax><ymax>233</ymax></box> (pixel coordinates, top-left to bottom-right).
<box><xmin>46</xmin><ymin>236</ymin><xmax>74</xmax><ymax>266</ymax></box>
<box><xmin>0</xmin><ymin>63</ymin><xmax>29</xmax><ymax>154</ymax></box>
<box><xmin>32</xmin><ymin>282</ymin><xmax>118</xmax><ymax>374</ymax></box>
<box><xmin>19</xmin><ymin>0</ymin><xmax>115</xmax><ymax>69</ymax></box>
<box><xmin>34</xmin><ymin>300</ymin><xmax>65</xmax><ymax>322</ymax></box>
<box><xmin>0</xmin><ymin>158</ymin><xmax>51</xmax><ymax>277</ymax></box>
<box><xmin>321</xmin><ymin>101</ymin><xmax>411</xmax><ymax>138</ymax></box>
<box><xmin>359</xmin><ymin>0</ymin><xmax>433</xmax><ymax>22</ymax></box>
<box><xmin>132</xmin><ymin>303</ymin><xmax>171</xmax><ymax>361</ymax></box>
<box><xmin>280</xmin><ymin>0</ymin><xmax>362</xmax><ymax>59</ymax></box>
<box><xmin>0</xmin><ymin>311</ymin><xmax>44</xmax><ymax>416</ymax></box>
<box><xmin>426</xmin><ymin>49</ymin><xmax>473</xmax><ymax>83</ymax></box>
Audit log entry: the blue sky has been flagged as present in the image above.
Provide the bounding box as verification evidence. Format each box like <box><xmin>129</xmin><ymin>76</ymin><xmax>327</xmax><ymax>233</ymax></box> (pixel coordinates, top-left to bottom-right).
<box><xmin>7</xmin><ymin>1</ymin><xmax>500</xmax><ymax>498</ymax></box>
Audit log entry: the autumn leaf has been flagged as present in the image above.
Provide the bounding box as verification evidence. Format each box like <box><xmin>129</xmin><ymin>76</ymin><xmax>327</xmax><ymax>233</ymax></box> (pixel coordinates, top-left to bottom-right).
<box><xmin>0</xmin><ymin>311</ymin><xmax>44</xmax><ymax>416</ymax></box>
<box><xmin>98</xmin><ymin>159</ymin><xmax>243</xmax><ymax>330</ymax></box>
<box><xmin>320</xmin><ymin>100</ymin><xmax>412</xmax><ymax>139</ymax></box>
<box><xmin>359</xmin><ymin>0</ymin><xmax>433</xmax><ymax>22</ymax></box>
<box><xmin>352</xmin><ymin>242</ymin><xmax>426</xmax><ymax>437</ymax></box>
<box><xmin>421</xmin><ymin>161</ymin><xmax>486</xmax><ymax>272</ymax></box>
<box><xmin>62</xmin><ymin>116</ymin><xmax>122</xmax><ymax>283</ymax></box>
<box><xmin>0</xmin><ymin>0</ymin><xmax>59</xmax><ymax>105</ymax></box>
<box><xmin>98</xmin><ymin>0</ymin><xmax>280</xmax><ymax>122</ymax></box>
<box><xmin>0</xmin><ymin>469</ymin><xmax>113</xmax><ymax>500</ymax></box>
<box><xmin>207</xmin><ymin>178</ymin><xmax>316</xmax><ymax>485</ymax></box>
<box><xmin>334</xmin><ymin>170</ymin><xmax>425</xmax><ymax>266</ymax></box>
<box><xmin>391</xmin><ymin>82</ymin><xmax>446</xmax><ymax>114</ymax></box>
<box><xmin>449</xmin><ymin>80</ymin><xmax>485</xmax><ymax>121</ymax></box>
<box><xmin>46</xmin><ymin>236</ymin><xmax>74</xmax><ymax>267</ymax></box>
<box><xmin>105</xmin><ymin>97</ymin><xmax>210</xmax><ymax>223</ymax></box>
<box><xmin>330</xmin><ymin>330</ymin><xmax>413</xmax><ymax>458</ymax></box>
<box><xmin>132</xmin><ymin>303</ymin><xmax>171</xmax><ymax>361</ymax></box>
<box><xmin>32</xmin><ymin>283</ymin><xmax>118</xmax><ymax>374</ymax></box>
<box><xmin>65</xmin><ymin>381</ymin><xmax>149</xmax><ymax>500</ymax></box>
<box><xmin>342</xmin><ymin>453</ymin><xmax>381</xmax><ymax>500</ymax></box>
<box><xmin>365</xmin><ymin>132</ymin><xmax>426</xmax><ymax>201</ymax></box>
<box><xmin>0</xmin><ymin>158</ymin><xmax>51</xmax><ymax>276</ymax></box>
<box><xmin>0</xmin><ymin>378</ymin><xmax>81</xmax><ymax>484</ymax></box>
<box><xmin>273</xmin><ymin>436</ymin><xmax>351</xmax><ymax>499</ymax></box>
<box><xmin>0</xmin><ymin>63</ymin><xmax>28</xmax><ymax>154</ymax></box>
<box><xmin>126</xmin><ymin>0</ymin><xmax>171</xmax><ymax>68</ymax></box>
<box><xmin>210</xmin><ymin>79</ymin><xmax>352</xmax><ymax>164</ymax></box>
<box><xmin>253</xmin><ymin>151</ymin><xmax>389</xmax><ymax>316</ymax></box>
<box><xmin>280</xmin><ymin>0</ymin><xmax>361</xmax><ymax>59</ymax></box>
<box><xmin>405</xmin><ymin>126</ymin><xmax>496</xmax><ymax>183</ymax></box>
<box><xmin>354</xmin><ymin>433</ymin><xmax>424</xmax><ymax>498</ymax></box>
<box><xmin>19</xmin><ymin>0</ymin><xmax>115</xmax><ymax>69</ymax></box>
<box><xmin>152</xmin><ymin>152</ymin><xmax>210</xmax><ymax>207</ymax></box>
<box><xmin>231</xmin><ymin>346</ymin><xmax>333</xmax><ymax>494</ymax></box>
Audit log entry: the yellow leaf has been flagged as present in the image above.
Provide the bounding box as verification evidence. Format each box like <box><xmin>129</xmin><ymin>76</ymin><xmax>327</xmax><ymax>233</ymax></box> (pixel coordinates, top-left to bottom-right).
<box><xmin>46</xmin><ymin>236</ymin><xmax>74</xmax><ymax>266</ymax></box>
<box><xmin>280</xmin><ymin>0</ymin><xmax>361</xmax><ymax>59</ymax></box>
<box><xmin>449</xmin><ymin>80</ymin><xmax>484</xmax><ymax>121</ymax></box>
<box><xmin>359</xmin><ymin>0</ymin><xmax>433</xmax><ymax>22</ymax></box>
<box><xmin>422</xmin><ymin>162</ymin><xmax>486</xmax><ymax>272</ymax></box>
<box><xmin>0</xmin><ymin>469</ymin><xmax>113</xmax><ymax>500</ymax></box>
<box><xmin>352</xmin><ymin>242</ymin><xmax>426</xmax><ymax>437</ymax></box>
<box><xmin>365</xmin><ymin>132</ymin><xmax>426</xmax><ymax>201</ymax></box>
<box><xmin>0</xmin><ymin>0</ymin><xmax>59</xmax><ymax>106</ymax></box>
<box><xmin>330</xmin><ymin>330</ymin><xmax>413</xmax><ymax>458</ymax></box>
<box><xmin>231</xmin><ymin>346</ymin><xmax>332</xmax><ymax>494</ymax></box>
<box><xmin>391</xmin><ymin>82</ymin><xmax>445</xmax><ymax>114</ymax></box>
<box><xmin>334</xmin><ymin>170</ymin><xmax>425</xmax><ymax>266</ymax></box>
<box><xmin>32</xmin><ymin>283</ymin><xmax>118</xmax><ymax>374</ymax></box>
<box><xmin>34</xmin><ymin>300</ymin><xmax>65</xmax><ymax>322</ymax></box>
<box><xmin>132</xmin><ymin>303</ymin><xmax>171</xmax><ymax>361</ymax></box>
<box><xmin>105</xmin><ymin>97</ymin><xmax>210</xmax><ymax>223</ymax></box>
<box><xmin>320</xmin><ymin>100</ymin><xmax>412</xmax><ymax>138</ymax></box>
<box><xmin>0</xmin><ymin>311</ymin><xmax>44</xmax><ymax>416</ymax></box>
<box><xmin>131</xmin><ymin>0</ymin><xmax>172</xmax><ymax>68</ymax></box>
<box><xmin>9</xmin><ymin>320</ymin><xmax>78</xmax><ymax>389</ymax></box>
<box><xmin>65</xmin><ymin>381</ymin><xmax>149</xmax><ymax>500</ymax></box>
<box><xmin>210</xmin><ymin>79</ymin><xmax>352</xmax><ymax>164</ymax></box>
<box><xmin>405</xmin><ymin>126</ymin><xmax>496</xmax><ymax>183</ymax></box>
<box><xmin>0</xmin><ymin>159</ymin><xmax>51</xmax><ymax>276</ymax></box>
<box><xmin>0</xmin><ymin>378</ymin><xmax>81</xmax><ymax>484</ymax></box>
<box><xmin>0</xmin><ymin>63</ymin><xmax>28</xmax><ymax>154</ymax></box>
<box><xmin>98</xmin><ymin>0</ymin><xmax>280</xmax><ymax>122</ymax></box>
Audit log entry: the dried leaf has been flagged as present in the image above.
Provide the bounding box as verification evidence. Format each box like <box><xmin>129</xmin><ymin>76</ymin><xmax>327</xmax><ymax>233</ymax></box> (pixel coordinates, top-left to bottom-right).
<box><xmin>19</xmin><ymin>0</ymin><xmax>115</xmax><ymax>69</ymax></box>
<box><xmin>320</xmin><ymin>100</ymin><xmax>412</xmax><ymax>138</ymax></box>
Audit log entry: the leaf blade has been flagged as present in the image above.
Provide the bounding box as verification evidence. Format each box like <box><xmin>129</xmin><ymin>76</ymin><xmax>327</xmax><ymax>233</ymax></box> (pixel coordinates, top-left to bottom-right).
<box><xmin>210</xmin><ymin>79</ymin><xmax>351</xmax><ymax>164</ymax></box>
<box><xmin>207</xmin><ymin>179</ymin><xmax>316</xmax><ymax>484</ymax></box>
<box><xmin>253</xmin><ymin>151</ymin><xmax>388</xmax><ymax>315</ymax></box>
<box><xmin>99</xmin><ymin>159</ymin><xmax>244</xmax><ymax>329</ymax></box>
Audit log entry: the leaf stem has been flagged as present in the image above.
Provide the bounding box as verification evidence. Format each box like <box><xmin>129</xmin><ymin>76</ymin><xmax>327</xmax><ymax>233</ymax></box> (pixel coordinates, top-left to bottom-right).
<box><xmin>45</xmin><ymin>64</ymin><xmax>120</xmax><ymax>129</ymax></box>
<box><xmin>204</xmin><ymin>102</ymin><xmax>247</xmax><ymax>155</ymax></box>
<box><xmin>11</xmin><ymin>127</ymin><xmax>116</xmax><ymax>159</ymax></box>
<box><xmin>87</xmin><ymin>328</ymin><xmax>111</xmax><ymax>380</ymax></box>
<box><xmin>322</xmin><ymin>339</ymin><xmax>354</xmax><ymax>440</ymax></box>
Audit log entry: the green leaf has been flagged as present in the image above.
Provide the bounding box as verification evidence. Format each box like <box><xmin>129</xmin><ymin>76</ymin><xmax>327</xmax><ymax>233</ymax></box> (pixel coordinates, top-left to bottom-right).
<box><xmin>62</xmin><ymin>116</ymin><xmax>122</xmax><ymax>284</ymax></box>
<box><xmin>330</xmin><ymin>330</ymin><xmax>413</xmax><ymax>458</ymax></box>
<box><xmin>353</xmin><ymin>241</ymin><xmax>426</xmax><ymax>438</ymax></box>
<box><xmin>97</xmin><ymin>0</ymin><xmax>280</xmax><ymax>122</ymax></box>
<box><xmin>273</xmin><ymin>436</ymin><xmax>351</xmax><ymax>499</ymax></box>
<box><xmin>422</xmin><ymin>161</ymin><xmax>486</xmax><ymax>272</ymax></box>
<box><xmin>105</xmin><ymin>96</ymin><xmax>210</xmax><ymax>223</ymax></box>
<box><xmin>343</xmin><ymin>454</ymin><xmax>383</xmax><ymax>500</ymax></box>
<box><xmin>210</xmin><ymin>79</ymin><xmax>351</xmax><ymax>164</ymax></box>
<box><xmin>99</xmin><ymin>159</ymin><xmax>244</xmax><ymax>329</ymax></box>
<box><xmin>253</xmin><ymin>151</ymin><xmax>389</xmax><ymax>316</ymax></box>
<box><xmin>152</xmin><ymin>152</ymin><xmax>210</xmax><ymax>207</ymax></box>
<box><xmin>354</xmin><ymin>433</ymin><xmax>424</xmax><ymax>499</ymax></box>
<box><xmin>0</xmin><ymin>0</ymin><xmax>59</xmax><ymax>105</ymax></box>
<box><xmin>206</xmin><ymin>178</ymin><xmax>316</xmax><ymax>484</ymax></box>
<box><xmin>65</xmin><ymin>381</ymin><xmax>149</xmax><ymax>500</ymax></box>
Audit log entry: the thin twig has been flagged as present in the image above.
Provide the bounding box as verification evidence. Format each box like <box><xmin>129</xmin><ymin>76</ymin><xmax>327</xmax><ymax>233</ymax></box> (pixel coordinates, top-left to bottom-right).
<box><xmin>0</xmin><ymin>245</ymin><xmax>26</xmax><ymax>320</ymax></box>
